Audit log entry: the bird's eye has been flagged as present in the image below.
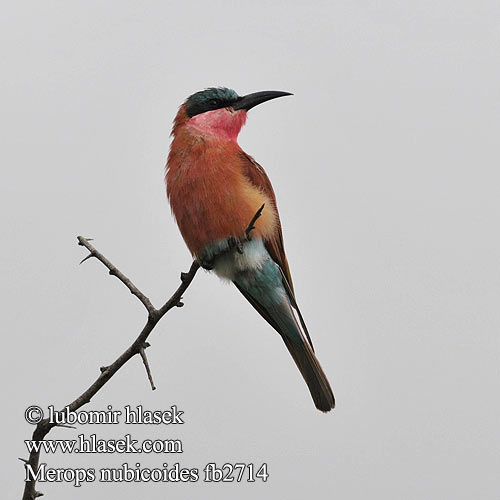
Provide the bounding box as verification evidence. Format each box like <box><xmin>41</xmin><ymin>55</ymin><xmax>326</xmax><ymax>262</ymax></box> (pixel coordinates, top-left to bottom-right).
<box><xmin>209</xmin><ymin>98</ymin><xmax>219</xmax><ymax>106</ymax></box>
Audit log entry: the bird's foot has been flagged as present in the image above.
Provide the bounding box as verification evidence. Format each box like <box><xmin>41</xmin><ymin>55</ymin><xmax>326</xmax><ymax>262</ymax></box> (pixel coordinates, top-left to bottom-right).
<box><xmin>199</xmin><ymin>256</ymin><xmax>215</xmax><ymax>270</ymax></box>
<box><xmin>227</xmin><ymin>236</ymin><xmax>244</xmax><ymax>254</ymax></box>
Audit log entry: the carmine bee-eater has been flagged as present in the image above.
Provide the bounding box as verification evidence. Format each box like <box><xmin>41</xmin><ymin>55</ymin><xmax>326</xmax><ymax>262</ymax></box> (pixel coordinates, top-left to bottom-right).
<box><xmin>165</xmin><ymin>87</ymin><xmax>334</xmax><ymax>412</ymax></box>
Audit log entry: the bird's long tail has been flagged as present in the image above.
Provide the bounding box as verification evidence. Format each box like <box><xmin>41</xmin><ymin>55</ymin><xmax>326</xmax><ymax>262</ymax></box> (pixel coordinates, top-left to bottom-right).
<box><xmin>232</xmin><ymin>257</ymin><xmax>335</xmax><ymax>412</ymax></box>
<box><xmin>280</xmin><ymin>331</ymin><xmax>335</xmax><ymax>412</ymax></box>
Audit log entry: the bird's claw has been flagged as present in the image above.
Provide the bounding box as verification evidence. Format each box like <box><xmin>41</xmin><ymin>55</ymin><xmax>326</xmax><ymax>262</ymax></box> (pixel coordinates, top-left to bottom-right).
<box><xmin>228</xmin><ymin>236</ymin><xmax>244</xmax><ymax>254</ymax></box>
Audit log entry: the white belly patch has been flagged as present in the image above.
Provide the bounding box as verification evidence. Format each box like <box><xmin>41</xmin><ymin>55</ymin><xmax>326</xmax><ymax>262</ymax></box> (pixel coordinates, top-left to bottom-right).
<box><xmin>213</xmin><ymin>238</ymin><xmax>269</xmax><ymax>281</ymax></box>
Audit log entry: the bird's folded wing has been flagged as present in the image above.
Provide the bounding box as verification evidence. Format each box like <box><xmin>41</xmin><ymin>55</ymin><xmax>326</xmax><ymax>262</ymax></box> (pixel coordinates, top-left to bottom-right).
<box><xmin>238</xmin><ymin>151</ymin><xmax>316</xmax><ymax>351</ymax></box>
<box><xmin>238</xmin><ymin>151</ymin><xmax>295</xmax><ymax>295</ymax></box>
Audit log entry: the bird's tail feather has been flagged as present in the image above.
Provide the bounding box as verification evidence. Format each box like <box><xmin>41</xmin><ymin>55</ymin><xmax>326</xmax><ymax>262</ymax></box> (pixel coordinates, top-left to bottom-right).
<box><xmin>281</xmin><ymin>333</ymin><xmax>335</xmax><ymax>412</ymax></box>
<box><xmin>233</xmin><ymin>279</ymin><xmax>335</xmax><ymax>412</ymax></box>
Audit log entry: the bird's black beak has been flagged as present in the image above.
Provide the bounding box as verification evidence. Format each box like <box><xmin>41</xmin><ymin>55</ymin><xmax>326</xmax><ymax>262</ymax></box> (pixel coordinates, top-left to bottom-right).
<box><xmin>232</xmin><ymin>90</ymin><xmax>293</xmax><ymax>111</ymax></box>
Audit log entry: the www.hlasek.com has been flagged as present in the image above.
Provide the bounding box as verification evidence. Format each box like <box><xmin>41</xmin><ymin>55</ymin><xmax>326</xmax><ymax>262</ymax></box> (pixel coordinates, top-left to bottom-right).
<box><xmin>23</xmin><ymin>405</ymin><xmax>268</xmax><ymax>487</ymax></box>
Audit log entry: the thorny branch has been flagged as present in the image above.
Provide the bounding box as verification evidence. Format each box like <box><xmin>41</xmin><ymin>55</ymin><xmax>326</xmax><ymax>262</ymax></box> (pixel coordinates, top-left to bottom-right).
<box><xmin>20</xmin><ymin>241</ymin><xmax>200</xmax><ymax>500</ymax></box>
<box><xmin>20</xmin><ymin>206</ymin><xmax>264</xmax><ymax>500</ymax></box>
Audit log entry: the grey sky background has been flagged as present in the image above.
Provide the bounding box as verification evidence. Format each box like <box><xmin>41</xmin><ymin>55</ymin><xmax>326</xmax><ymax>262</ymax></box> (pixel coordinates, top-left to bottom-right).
<box><xmin>2</xmin><ymin>1</ymin><xmax>499</xmax><ymax>498</ymax></box>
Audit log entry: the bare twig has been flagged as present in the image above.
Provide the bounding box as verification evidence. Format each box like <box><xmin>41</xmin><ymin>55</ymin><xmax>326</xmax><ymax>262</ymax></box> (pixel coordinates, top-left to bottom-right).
<box><xmin>77</xmin><ymin>236</ymin><xmax>157</xmax><ymax>317</ymax></box>
<box><xmin>245</xmin><ymin>203</ymin><xmax>265</xmax><ymax>239</ymax></box>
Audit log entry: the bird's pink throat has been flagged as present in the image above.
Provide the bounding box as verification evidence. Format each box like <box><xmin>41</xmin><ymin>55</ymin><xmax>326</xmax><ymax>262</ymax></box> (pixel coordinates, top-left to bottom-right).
<box><xmin>187</xmin><ymin>108</ymin><xmax>247</xmax><ymax>142</ymax></box>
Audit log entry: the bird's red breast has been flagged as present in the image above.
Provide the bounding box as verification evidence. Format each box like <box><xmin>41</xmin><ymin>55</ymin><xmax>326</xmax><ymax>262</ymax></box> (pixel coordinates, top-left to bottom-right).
<box><xmin>166</xmin><ymin>104</ymin><xmax>278</xmax><ymax>259</ymax></box>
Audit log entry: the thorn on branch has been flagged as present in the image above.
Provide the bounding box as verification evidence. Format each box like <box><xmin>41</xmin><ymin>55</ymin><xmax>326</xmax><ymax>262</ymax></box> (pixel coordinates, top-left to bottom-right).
<box><xmin>79</xmin><ymin>253</ymin><xmax>95</xmax><ymax>265</ymax></box>
<box><xmin>99</xmin><ymin>366</ymin><xmax>109</xmax><ymax>373</ymax></box>
<box><xmin>18</xmin><ymin>457</ymin><xmax>29</xmax><ymax>465</ymax></box>
<box><xmin>139</xmin><ymin>343</ymin><xmax>156</xmax><ymax>391</ymax></box>
<box><xmin>180</xmin><ymin>272</ymin><xmax>189</xmax><ymax>283</ymax></box>
<box><xmin>176</xmin><ymin>301</ymin><xmax>184</xmax><ymax>307</ymax></box>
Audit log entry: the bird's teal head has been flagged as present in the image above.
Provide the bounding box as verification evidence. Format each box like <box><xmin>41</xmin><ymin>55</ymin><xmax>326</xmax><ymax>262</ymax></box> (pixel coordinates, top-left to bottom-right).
<box><xmin>182</xmin><ymin>87</ymin><xmax>292</xmax><ymax>141</ymax></box>
<box><xmin>186</xmin><ymin>87</ymin><xmax>240</xmax><ymax>118</ymax></box>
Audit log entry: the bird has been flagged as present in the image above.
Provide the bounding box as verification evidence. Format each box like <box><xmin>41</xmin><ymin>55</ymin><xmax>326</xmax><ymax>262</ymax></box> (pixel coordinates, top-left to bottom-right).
<box><xmin>165</xmin><ymin>87</ymin><xmax>334</xmax><ymax>412</ymax></box>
